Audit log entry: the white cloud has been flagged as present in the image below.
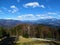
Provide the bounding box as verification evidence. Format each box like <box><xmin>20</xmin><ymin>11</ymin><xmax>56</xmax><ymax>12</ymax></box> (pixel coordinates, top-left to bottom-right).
<box><xmin>10</xmin><ymin>5</ymin><xmax>19</xmax><ymax>13</ymax></box>
<box><xmin>40</xmin><ymin>5</ymin><xmax>45</xmax><ymax>8</ymax></box>
<box><xmin>10</xmin><ymin>5</ymin><xmax>16</xmax><ymax>8</ymax></box>
<box><xmin>4</xmin><ymin>18</ymin><xmax>18</xmax><ymax>20</ymax></box>
<box><xmin>17</xmin><ymin>14</ymin><xmax>54</xmax><ymax>20</ymax></box>
<box><xmin>36</xmin><ymin>14</ymin><xmax>53</xmax><ymax>19</ymax></box>
<box><xmin>3</xmin><ymin>14</ymin><xmax>54</xmax><ymax>20</ymax></box>
<box><xmin>5</xmin><ymin>18</ymin><xmax>12</xmax><ymax>19</ymax></box>
<box><xmin>12</xmin><ymin>9</ymin><xmax>18</xmax><ymax>13</ymax></box>
<box><xmin>18</xmin><ymin>14</ymin><xmax>36</xmax><ymax>20</ymax></box>
<box><xmin>48</xmin><ymin>12</ymin><xmax>57</xmax><ymax>15</ymax></box>
<box><xmin>23</xmin><ymin>2</ymin><xmax>45</xmax><ymax>8</ymax></box>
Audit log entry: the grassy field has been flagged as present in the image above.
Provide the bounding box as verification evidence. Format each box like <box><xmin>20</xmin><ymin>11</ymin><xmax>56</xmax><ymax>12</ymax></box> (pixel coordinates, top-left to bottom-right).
<box><xmin>16</xmin><ymin>36</ymin><xmax>33</xmax><ymax>43</ymax></box>
<box><xmin>16</xmin><ymin>36</ymin><xmax>53</xmax><ymax>45</ymax></box>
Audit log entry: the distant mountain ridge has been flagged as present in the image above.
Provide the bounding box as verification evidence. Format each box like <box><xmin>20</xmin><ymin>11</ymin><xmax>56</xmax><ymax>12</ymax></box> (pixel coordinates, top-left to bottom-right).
<box><xmin>0</xmin><ymin>18</ymin><xmax>60</xmax><ymax>28</ymax></box>
<box><xmin>0</xmin><ymin>19</ymin><xmax>21</xmax><ymax>28</ymax></box>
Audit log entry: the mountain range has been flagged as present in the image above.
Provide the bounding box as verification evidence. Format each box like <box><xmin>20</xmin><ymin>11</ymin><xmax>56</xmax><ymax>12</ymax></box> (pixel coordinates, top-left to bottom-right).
<box><xmin>0</xmin><ymin>18</ymin><xmax>60</xmax><ymax>28</ymax></box>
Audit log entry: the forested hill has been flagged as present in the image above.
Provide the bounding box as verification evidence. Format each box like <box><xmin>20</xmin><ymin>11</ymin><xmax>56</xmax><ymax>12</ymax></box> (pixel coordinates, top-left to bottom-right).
<box><xmin>4</xmin><ymin>24</ymin><xmax>60</xmax><ymax>40</ymax></box>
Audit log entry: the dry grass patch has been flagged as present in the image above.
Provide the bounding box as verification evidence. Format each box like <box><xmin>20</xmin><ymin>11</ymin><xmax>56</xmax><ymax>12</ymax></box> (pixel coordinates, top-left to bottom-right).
<box><xmin>16</xmin><ymin>36</ymin><xmax>34</xmax><ymax>43</ymax></box>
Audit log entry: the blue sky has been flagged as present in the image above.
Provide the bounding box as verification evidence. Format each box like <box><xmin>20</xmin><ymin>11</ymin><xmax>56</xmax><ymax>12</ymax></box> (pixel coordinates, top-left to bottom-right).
<box><xmin>0</xmin><ymin>0</ymin><xmax>60</xmax><ymax>20</ymax></box>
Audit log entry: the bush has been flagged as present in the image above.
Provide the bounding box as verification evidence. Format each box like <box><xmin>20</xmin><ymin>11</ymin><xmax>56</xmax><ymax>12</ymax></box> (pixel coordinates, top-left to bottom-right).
<box><xmin>23</xmin><ymin>33</ymin><xmax>29</xmax><ymax>38</ymax></box>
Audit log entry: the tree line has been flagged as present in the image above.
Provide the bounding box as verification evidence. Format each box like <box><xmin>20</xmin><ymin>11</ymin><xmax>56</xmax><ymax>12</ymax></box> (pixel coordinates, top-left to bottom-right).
<box><xmin>0</xmin><ymin>24</ymin><xmax>60</xmax><ymax>40</ymax></box>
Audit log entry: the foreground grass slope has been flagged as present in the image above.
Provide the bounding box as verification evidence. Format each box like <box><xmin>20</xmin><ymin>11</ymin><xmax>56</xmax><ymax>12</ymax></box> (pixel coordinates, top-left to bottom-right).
<box><xmin>16</xmin><ymin>36</ymin><xmax>60</xmax><ymax>45</ymax></box>
<box><xmin>16</xmin><ymin>36</ymin><xmax>48</xmax><ymax>45</ymax></box>
<box><xmin>16</xmin><ymin>36</ymin><xmax>33</xmax><ymax>43</ymax></box>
